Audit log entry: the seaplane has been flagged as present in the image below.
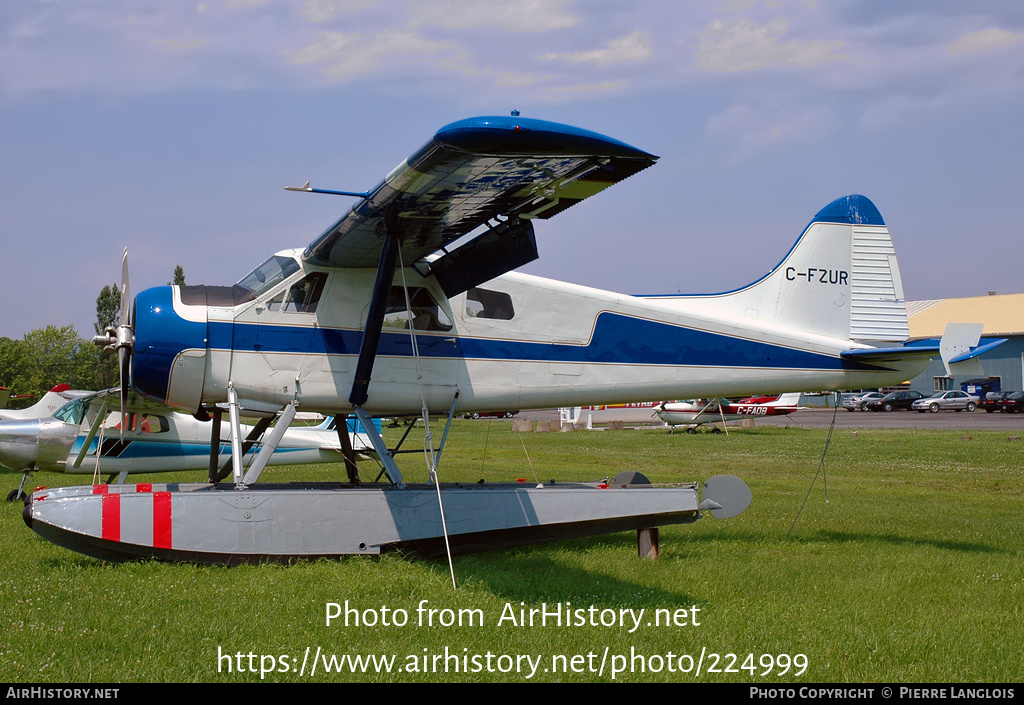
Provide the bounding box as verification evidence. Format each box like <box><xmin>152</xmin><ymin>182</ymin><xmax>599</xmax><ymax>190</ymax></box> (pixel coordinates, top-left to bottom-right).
<box><xmin>1</xmin><ymin>389</ymin><xmax>375</xmax><ymax>501</ymax></box>
<box><xmin>656</xmin><ymin>393</ymin><xmax>803</xmax><ymax>434</ymax></box>
<box><xmin>23</xmin><ymin>114</ymin><xmax>991</xmax><ymax>565</ymax></box>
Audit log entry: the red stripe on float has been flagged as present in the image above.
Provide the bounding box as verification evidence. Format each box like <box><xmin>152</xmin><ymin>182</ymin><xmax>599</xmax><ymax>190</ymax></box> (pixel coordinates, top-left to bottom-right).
<box><xmin>92</xmin><ymin>485</ymin><xmax>109</xmax><ymax>494</ymax></box>
<box><xmin>101</xmin><ymin>493</ymin><xmax>120</xmax><ymax>541</ymax></box>
<box><xmin>153</xmin><ymin>492</ymin><xmax>172</xmax><ymax>549</ymax></box>
<box><xmin>136</xmin><ymin>483</ymin><xmax>152</xmax><ymax>493</ymax></box>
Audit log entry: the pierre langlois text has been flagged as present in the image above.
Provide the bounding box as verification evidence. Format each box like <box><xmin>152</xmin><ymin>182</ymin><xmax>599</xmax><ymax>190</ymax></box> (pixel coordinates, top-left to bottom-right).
<box><xmin>327</xmin><ymin>600</ymin><xmax>701</xmax><ymax>634</ymax></box>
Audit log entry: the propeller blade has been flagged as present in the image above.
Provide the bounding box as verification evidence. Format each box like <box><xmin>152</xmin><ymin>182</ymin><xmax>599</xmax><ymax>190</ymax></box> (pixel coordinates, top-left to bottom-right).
<box><xmin>118</xmin><ymin>351</ymin><xmax>130</xmax><ymax>440</ymax></box>
<box><xmin>119</xmin><ymin>247</ymin><xmax>132</xmax><ymax>327</ymax></box>
<box><xmin>116</xmin><ymin>247</ymin><xmax>132</xmax><ymax>440</ymax></box>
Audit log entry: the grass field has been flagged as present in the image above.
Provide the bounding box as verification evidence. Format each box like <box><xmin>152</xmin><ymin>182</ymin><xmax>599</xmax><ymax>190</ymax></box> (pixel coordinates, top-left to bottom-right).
<box><xmin>1</xmin><ymin>421</ymin><xmax>1021</xmax><ymax>683</ymax></box>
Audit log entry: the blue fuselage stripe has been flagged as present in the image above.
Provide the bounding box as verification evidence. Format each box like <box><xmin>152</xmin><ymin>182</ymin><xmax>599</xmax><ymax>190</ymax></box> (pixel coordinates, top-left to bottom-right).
<box><xmin>132</xmin><ymin>286</ymin><xmax>857</xmax><ymax>401</ymax></box>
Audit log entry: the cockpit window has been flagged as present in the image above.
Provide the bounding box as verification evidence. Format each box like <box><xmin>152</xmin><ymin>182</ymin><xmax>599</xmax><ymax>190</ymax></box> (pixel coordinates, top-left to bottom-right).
<box><xmin>54</xmin><ymin>399</ymin><xmax>86</xmax><ymax>426</ymax></box>
<box><xmin>466</xmin><ymin>287</ymin><xmax>514</xmax><ymax>320</ymax></box>
<box><xmin>236</xmin><ymin>255</ymin><xmax>300</xmax><ymax>298</ymax></box>
<box><xmin>266</xmin><ymin>273</ymin><xmax>328</xmax><ymax>313</ymax></box>
<box><xmin>383</xmin><ymin>287</ymin><xmax>452</xmax><ymax>332</ymax></box>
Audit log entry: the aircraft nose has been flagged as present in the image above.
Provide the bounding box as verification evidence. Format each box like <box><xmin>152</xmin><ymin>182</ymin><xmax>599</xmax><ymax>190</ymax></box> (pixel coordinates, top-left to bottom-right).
<box><xmin>132</xmin><ymin>285</ymin><xmax>207</xmax><ymax>403</ymax></box>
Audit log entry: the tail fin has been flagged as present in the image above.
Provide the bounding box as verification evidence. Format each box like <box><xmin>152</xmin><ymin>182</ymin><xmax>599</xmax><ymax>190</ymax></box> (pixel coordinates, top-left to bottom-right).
<box><xmin>0</xmin><ymin>388</ymin><xmax>72</xmax><ymax>420</ymax></box>
<box><xmin>772</xmin><ymin>392</ymin><xmax>803</xmax><ymax>406</ymax></box>
<box><xmin>658</xmin><ymin>195</ymin><xmax>909</xmax><ymax>343</ymax></box>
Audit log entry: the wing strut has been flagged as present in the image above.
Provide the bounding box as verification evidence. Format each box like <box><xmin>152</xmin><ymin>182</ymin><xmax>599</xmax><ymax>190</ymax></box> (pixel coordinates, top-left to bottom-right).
<box><xmin>346</xmin><ymin>215</ymin><xmax>405</xmax><ymax>486</ymax></box>
<box><xmin>349</xmin><ymin>227</ymin><xmax>400</xmax><ymax>408</ymax></box>
<box><xmin>208</xmin><ymin>407</ymin><xmax>222</xmax><ymax>482</ymax></box>
<box><xmin>335</xmin><ymin>414</ymin><xmax>360</xmax><ymax>483</ymax></box>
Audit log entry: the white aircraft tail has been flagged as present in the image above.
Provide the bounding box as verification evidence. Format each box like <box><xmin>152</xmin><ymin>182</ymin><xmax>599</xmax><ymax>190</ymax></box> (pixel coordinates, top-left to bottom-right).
<box><xmin>771</xmin><ymin>392</ymin><xmax>803</xmax><ymax>406</ymax></box>
<box><xmin>0</xmin><ymin>386</ymin><xmax>75</xmax><ymax>421</ymax></box>
<box><xmin>656</xmin><ymin>195</ymin><xmax>909</xmax><ymax>344</ymax></box>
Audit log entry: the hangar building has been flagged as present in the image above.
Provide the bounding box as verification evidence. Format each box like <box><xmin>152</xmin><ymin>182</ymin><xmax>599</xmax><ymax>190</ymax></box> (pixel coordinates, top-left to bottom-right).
<box><xmin>906</xmin><ymin>293</ymin><xmax>1024</xmax><ymax>397</ymax></box>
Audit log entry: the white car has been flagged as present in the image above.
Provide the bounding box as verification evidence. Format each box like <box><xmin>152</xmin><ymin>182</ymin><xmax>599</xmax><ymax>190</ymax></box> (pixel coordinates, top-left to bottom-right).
<box><xmin>911</xmin><ymin>391</ymin><xmax>979</xmax><ymax>413</ymax></box>
<box><xmin>841</xmin><ymin>391</ymin><xmax>884</xmax><ymax>411</ymax></box>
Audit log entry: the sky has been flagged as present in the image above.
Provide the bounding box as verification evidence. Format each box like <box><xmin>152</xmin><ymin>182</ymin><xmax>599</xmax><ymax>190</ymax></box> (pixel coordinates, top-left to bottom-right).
<box><xmin>1</xmin><ymin>0</ymin><xmax>1022</xmax><ymax>340</ymax></box>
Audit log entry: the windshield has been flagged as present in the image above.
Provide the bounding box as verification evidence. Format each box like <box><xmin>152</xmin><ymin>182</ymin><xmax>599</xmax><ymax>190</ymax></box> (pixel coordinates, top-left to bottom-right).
<box><xmin>53</xmin><ymin>398</ymin><xmax>87</xmax><ymax>426</ymax></box>
<box><xmin>236</xmin><ymin>255</ymin><xmax>300</xmax><ymax>298</ymax></box>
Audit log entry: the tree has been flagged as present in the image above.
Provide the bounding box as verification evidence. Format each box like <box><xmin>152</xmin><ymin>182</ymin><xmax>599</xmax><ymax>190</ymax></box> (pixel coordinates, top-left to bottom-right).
<box><xmin>0</xmin><ymin>336</ymin><xmax>31</xmax><ymax>399</ymax></box>
<box><xmin>18</xmin><ymin>325</ymin><xmax>99</xmax><ymax>396</ymax></box>
<box><xmin>95</xmin><ymin>283</ymin><xmax>122</xmax><ymax>335</ymax></box>
<box><xmin>93</xmin><ymin>284</ymin><xmax>122</xmax><ymax>389</ymax></box>
<box><xmin>171</xmin><ymin>265</ymin><xmax>185</xmax><ymax>286</ymax></box>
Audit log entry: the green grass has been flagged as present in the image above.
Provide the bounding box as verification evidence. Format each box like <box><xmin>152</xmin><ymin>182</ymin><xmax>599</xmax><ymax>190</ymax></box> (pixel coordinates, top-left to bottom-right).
<box><xmin>1</xmin><ymin>421</ymin><xmax>1021</xmax><ymax>682</ymax></box>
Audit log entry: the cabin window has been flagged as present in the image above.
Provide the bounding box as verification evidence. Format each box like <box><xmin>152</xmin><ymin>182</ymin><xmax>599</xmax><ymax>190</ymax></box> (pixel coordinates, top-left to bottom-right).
<box><xmin>383</xmin><ymin>286</ymin><xmax>452</xmax><ymax>332</ymax></box>
<box><xmin>266</xmin><ymin>273</ymin><xmax>327</xmax><ymax>313</ymax></box>
<box><xmin>236</xmin><ymin>255</ymin><xmax>300</xmax><ymax>298</ymax></box>
<box><xmin>466</xmin><ymin>287</ymin><xmax>514</xmax><ymax>320</ymax></box>
<box><xmin>104</xmin><ymin>412</ymin><xmax>170</xmax><ymax>433</ymax></box>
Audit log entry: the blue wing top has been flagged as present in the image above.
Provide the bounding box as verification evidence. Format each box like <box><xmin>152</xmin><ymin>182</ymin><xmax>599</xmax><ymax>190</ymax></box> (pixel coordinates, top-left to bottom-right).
<box><xmin>302</xmin><ymin>116</ymin><xmax>658</xmax><ymax>268</ymax></box>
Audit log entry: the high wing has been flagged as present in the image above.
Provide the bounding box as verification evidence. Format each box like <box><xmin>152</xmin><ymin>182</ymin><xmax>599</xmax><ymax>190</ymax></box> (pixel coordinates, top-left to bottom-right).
<box><xmin>302</xmin><ymin>115</ymin><xmax>657</xmax><ymax>292</ymax></box>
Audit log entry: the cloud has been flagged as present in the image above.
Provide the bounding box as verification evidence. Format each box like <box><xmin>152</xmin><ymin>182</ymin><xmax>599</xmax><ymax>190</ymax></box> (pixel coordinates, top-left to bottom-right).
<box><xmin>948</xmin><ymin>28</ymin><xmax>1023</xmax><ymax>56</ymax></box>
<box><xmin>494</xmin><ymin>71</ymin><xmax>552</xmax><ymax>87</ymax></box>
<box><xmin>406</xmin><ymin>0</ymin><xmax>577</xmax><ymax>33</ymax></box>
<box><xmin>537</xmin><ymin>80</ymin><xmax>627</xmax><ymax>101</ymax></box>
<box><xmin>694</xmin><ymin>17</ymin><xmax>848</xmax><ymax>71</ymax></box>
<box><xmin>152</xmin><ymin>36</ymin><xmax>211</xmax><ymax>52</ymax></box>
<box><xmin>289</xmin><ymin>28</ymin><xmax>458</xmax><ymax>79</ymax></box>
<box><xmin>298</xmin><ymin>0</ymin><xmax>381</xmax><ymax>23</ymax></box>
<box><xmin>706</xmin><ymin>99</ymin><xmax>840</xmax><ymax>161</ymax></box>
<box><xmin>541</xmin><ymin>30</ymin><xmax>652</xmax><ymax>65</ymax></box>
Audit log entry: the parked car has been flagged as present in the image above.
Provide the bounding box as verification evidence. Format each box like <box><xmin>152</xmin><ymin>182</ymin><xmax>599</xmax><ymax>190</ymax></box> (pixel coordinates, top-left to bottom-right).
<box><xmin>866</xmin><ymin>390</ymin><xmax>926</xmax><ymax>412</ymax></box>
<box><xmin>979</xmin><ymin>391</ymin><xmax>1014</xmax><ymax>413</ymax></box>
<box><xmin>997</xmin><ymin>391</ymin><xmax>1024</xmax><ymax>413</ymax></box>
<box><xmin>738</xmin><ymin>394</ymin><xmax>779</xmax><ymax>404</ymax></box>
<box><xmin>463</xmin><ymin>410</ymin><xmax>519</xmax><ymax>419</ymax></box>
<box><xmin>842</xmin><ymin>391</ymin><xmax>884</xmax><ymax>411</ymax></box>
<box><xmin>911</xmin><ymin>390</ymin><xmax>979</xmax><ymax>413</ymax></box>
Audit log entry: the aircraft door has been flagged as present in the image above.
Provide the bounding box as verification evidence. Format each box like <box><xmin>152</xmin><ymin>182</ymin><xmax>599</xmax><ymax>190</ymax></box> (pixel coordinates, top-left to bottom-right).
<box><xmin>363</xmin><ymin>283</ymin><xmax>462</xmax><ymax>413</ymax></box>
<box><xmin>252</xmin><ymin>273</ymin><xmax>327</xmax><ymax>396</ymax></box>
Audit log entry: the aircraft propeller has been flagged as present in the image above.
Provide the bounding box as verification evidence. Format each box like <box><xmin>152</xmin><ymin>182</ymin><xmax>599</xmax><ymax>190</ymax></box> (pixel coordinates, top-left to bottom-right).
<box><xmin>92</xmin><ymin>248</ymin><xmax>134</xmax><ymax>438</ymax></box>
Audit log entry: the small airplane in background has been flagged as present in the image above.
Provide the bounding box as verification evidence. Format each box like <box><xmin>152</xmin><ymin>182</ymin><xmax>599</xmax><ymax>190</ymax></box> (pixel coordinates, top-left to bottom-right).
<box><xmin>26</xmin><ymin>115</ymin><xmax>998</xmax><ymax>564</ymax></box>
<box><xmin>1</xmin><ymin>390</ymin><xmax>376</xmax><ymax>501</ymax></box>
<box><xmin>656</xmin><ymin>393</ymin><xmax>803</xmax><ymax>434</ymax></box>
<box><xmin>0</xmin><ymin>384</ymin><xmax>91</xmax><ymax>421</ymax></box>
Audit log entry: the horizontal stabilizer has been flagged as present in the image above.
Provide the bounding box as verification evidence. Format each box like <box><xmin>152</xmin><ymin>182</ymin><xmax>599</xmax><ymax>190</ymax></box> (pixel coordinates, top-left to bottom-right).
<box><xmin>841</xmin><ymin>327</ymin><xmax>1006</xmax><ymax>376</ymax></box>
<box><xmin>839</xmin><ymin>344</ymin><xmax>939</xmax><ymax>365</ymax></box>
<box><xmin>948</xmin><ymin>337</ymin><xmax>1007</xmax><ymax>363</ymax></box>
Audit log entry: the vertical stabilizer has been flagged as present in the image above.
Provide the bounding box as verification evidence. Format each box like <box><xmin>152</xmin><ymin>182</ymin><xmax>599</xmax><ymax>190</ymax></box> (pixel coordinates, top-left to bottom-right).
<box><xmin>652</xmin><ymin>195</ymin><xmax>909</xmax><ymax>344</ymax></box>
